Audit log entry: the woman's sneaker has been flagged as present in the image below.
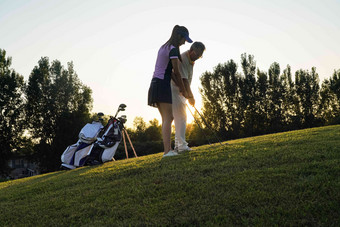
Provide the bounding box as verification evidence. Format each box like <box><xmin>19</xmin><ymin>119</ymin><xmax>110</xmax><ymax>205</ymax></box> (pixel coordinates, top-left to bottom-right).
<box><xmin>163</xmin><ymin>150</ymin><xmax>179</xmax><ymax>157</ymax></box>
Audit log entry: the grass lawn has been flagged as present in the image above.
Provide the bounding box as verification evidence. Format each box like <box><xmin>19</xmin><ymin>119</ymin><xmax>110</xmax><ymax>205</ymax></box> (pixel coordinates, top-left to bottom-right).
<box><xmin>0</xmin><ymin>125</ymin><xmax>339</xmax><ymax>226</ymax></box>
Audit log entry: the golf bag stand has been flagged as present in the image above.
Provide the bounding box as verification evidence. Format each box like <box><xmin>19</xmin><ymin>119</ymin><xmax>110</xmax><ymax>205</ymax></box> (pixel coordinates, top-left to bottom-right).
<box><xmin>120</xmin><ymin>121</ymin><xmax>137</xmax><ymax>159</ymax></box>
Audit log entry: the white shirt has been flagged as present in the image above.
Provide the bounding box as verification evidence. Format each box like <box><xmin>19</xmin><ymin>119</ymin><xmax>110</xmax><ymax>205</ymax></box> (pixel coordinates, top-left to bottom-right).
<box><xmin>171</xmin><ymin>50</ymin><xmax>194</xmax><ymax>88</ymax></box>
<box><xmin>179</xmin><ymin>50</ymin><xmax>194</xmax><ymax>85</ymax></box>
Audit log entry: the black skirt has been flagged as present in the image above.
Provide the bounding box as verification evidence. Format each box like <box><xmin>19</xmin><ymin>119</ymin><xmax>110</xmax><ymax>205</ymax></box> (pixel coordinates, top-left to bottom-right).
<box><xmin>148</xmin><ymin>77</ymin><xmax>172</xmax><ymax>107</ymax></box>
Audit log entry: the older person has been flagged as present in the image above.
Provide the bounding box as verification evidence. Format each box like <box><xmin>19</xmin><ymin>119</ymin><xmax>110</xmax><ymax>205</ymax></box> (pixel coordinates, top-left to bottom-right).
<box><xmin>171</xmin><ymin>42</ymin><xmax>205</xmax><ymax>152</ymax></box>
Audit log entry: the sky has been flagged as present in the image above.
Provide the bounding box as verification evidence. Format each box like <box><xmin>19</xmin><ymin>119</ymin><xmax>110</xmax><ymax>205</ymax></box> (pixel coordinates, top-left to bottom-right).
<box><xmin>1</xmin><ymin>0</ymin><xmax>340</xmax><ymax>128</ymax></box>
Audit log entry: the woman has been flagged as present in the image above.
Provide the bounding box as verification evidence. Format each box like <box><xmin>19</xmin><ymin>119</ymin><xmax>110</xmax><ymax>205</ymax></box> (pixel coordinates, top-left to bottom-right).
<box><xmin>148</xmin><ymin>25</ymin><xmax>192</xmax><ymax>157</ymax></box>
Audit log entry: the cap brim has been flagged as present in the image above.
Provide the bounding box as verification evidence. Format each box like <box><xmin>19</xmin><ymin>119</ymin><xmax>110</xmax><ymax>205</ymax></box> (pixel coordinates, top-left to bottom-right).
<box><xmin>185</xmin><ymin>35</ymin><xmax>193</xmax><ymax>43</ymax></box>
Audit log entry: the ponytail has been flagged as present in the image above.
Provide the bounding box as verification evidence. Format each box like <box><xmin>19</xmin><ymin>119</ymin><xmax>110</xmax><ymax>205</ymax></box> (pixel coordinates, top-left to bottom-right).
<box><xmin>163</xmin><ymin>25</ymin><xmax>190</xmax><ymax>61</ymax></box>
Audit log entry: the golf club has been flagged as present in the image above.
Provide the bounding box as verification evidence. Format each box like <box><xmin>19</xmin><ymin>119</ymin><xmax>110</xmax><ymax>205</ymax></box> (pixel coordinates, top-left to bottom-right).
<box><xmin>192</xmin><ymin>105</ymin><xmax>223</xmax><ymax>145</ymax></box>
<box><xmin>186</xmin><ymin>103</ymin><xmax>212</xmax><ymax>145</ymax></box>
<box><xmin>118</xmin><ymin>115</ymin><xmax>127</xmax><ymax>125</ymax></box>
<box><xmin>97</xmin><ymin>112</ymin><xmax>104</xmax><ymax>122</ymax></box>
<box><xmin>114</xmin><ymin>104</ymin><xmax>127</xmax><ymax>118</ymax></box>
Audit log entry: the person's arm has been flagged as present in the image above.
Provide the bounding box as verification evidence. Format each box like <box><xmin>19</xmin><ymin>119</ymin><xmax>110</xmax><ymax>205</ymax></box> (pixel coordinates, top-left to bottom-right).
<box><xmin>171</xmin><ymin>58</ymin><xmax>188</xmax><ymax>98</ymax></box>
<box><xmin>183</xmin><ymin>78</ymin><xmax>195</xmax><ymax>106</ymax></box>
<box><xmin>171</xmin><ymin>71</ymin><xmax>180</xmax><ymax>87</ymax></box>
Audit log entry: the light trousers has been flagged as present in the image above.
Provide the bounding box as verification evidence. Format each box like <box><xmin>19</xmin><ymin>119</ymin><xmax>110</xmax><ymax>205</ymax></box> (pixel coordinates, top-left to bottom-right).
<box><xmin>171</xmin><ymin>84</ymin><xmax>188</xmax><ymax>150</ymax></box>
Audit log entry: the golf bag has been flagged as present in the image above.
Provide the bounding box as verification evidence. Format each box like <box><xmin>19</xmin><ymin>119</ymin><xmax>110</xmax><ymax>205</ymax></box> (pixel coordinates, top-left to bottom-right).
<box><xmin>61</xmin><ymin>117</ymin><xmax>122</xmax><ymax>170</ymax></box>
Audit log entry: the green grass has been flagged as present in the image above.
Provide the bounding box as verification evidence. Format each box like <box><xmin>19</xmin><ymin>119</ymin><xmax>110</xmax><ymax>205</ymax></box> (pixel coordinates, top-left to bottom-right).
<box><xmin>1</xmin><ymin>125</ymin><xmax>339</xmax><ymax>226</ymax></box>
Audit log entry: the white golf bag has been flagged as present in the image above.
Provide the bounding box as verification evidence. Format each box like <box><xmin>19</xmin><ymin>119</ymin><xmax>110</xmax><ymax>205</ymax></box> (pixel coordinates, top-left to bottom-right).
<box><xmin>61</xmin><ymin>118</ymin><xmax>122</xmax><ymax>170</ymax></box>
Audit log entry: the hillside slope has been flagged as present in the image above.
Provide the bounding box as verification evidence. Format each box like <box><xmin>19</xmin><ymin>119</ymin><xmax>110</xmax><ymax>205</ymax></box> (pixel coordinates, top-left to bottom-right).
<box><xmin>0</xmin><ymin>125</ymin><xmax>339</xmax><ymax>226</ymax></box>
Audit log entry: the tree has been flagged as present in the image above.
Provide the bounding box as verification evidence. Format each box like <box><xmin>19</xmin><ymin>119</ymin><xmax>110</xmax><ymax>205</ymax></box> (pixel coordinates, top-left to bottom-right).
<box><xmin>0</xmin><ymin>49</ymin><xmax>25</xmax><ymax>174</ymax></box>
<box><xmin>280</xmin><ymin>65</ymin><xmax>295</xmax><ymax>130</ymax></box>
<box><xmin>131</xmin><ymin>116</ymin><xmax>147</xmax><ymax>142</ymax></box>
<box><xmin>240</xmin><ymin>53</ymin><xmax>257</xmax><ymax>136</ymax></box>
<box><xmin>254</xmin><ymin>69</ymin><xmax>269</xmax><ymax>134</ymax></box>
<box><xmin>294</xmin><ymin>68</ymin><xmax>320</xmax><ymax>128</ymax></box>
<box><xmin>200</xmin><ymin>61</ymin><xmax>240</xmax><ymax>139</ymax></box>
<box><xmin>200</xmin><ymin>68</ymin><xmax>228</xmax><ymax>136</ymax></box>
<box><xmin>319</xmin><ymin>78</ymin><xmax>340</xmax><ymax>124</ymax></box>
<box><xmin>267</xmin><ymin>62</ymin><xmax>285</xmax><ymax>132</ymax></box>
<box><xmin>145</xmin><ymin>119</ymin><xmax>162</xmax><ymax>141</ymax></box>
<box><xmin>320</xmin><ymin>69</ymin><xmax>340</xmax><ymax>124</ymax></box>
<box><xmin>221</xmin><ymin>60</ymin><xmax>241</xmax><ymax>138</ymax></box>
<box><xmin>329</xmin><ymin>69</ymin><xmax>340</xmax><ymax>101</ymax></box>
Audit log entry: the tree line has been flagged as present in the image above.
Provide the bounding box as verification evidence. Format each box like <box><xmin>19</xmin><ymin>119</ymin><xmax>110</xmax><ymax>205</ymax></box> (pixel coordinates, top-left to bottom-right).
<box><xmin>200</xmin><ymin>53</ymin><xmax>340</xmax><ymax>140</ymax></box>
<box><xmin>1</xmin><ymin>49</ymin><xmax>339</xmax><ymax>175</ymax></box>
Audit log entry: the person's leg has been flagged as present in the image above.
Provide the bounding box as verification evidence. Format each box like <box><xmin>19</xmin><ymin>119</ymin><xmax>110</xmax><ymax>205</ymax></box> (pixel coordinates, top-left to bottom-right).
<box><xmin>172</xmin><ymin>94</ymin><xmax>188</xmax><ymax>150</ymax></box>
<box><xmin>171</xmin><ymin>86</ymin><xmax>180</xmax><ymax>150</ymax></box>
<box><xmin>157</xmin><ymin>102</ymin><xmax>173</xmax><ymax>154</ymax></box>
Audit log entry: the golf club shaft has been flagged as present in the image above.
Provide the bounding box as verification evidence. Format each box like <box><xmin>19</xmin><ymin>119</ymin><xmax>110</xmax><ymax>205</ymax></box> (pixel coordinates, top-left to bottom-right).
<box><xmin>192</xmin><ymin>105</ymin><xmax>223</xmax><ymax>145</ymax></box>
<box><xmin>186</xmin><ymin>103</ymin><xmax>211</xmax><ymax>145</ymax></box>
<box><xmin>114</xmin><ymin>109</ymin><xmax>121</xmax><ymax>118</ymax></box>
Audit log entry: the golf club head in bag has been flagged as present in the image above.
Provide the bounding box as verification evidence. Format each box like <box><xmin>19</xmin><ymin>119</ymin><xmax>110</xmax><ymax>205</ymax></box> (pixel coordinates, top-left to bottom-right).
<box><xmin>97</xmin><ymin>112</ymin><xmax>104</xmax><ymax>122</ymax></box>
<box><xmin>97</xmin><ymin>118</ymin><xmax>122</xmax><ymax>149</ymax></box>
<box><xmin>97</xmin><ymin>104</ymin><xmax>126</xmax><ymax>148</ymax></box>
<box><xmin>115</xmin><ymin>104</ymin><xmax>127</xmax><ymax>117</ymax></box>
<box><xmin>118</xmin><ymin>115</ymin><xmax>127</xmax><ymax>125</ymax></box>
